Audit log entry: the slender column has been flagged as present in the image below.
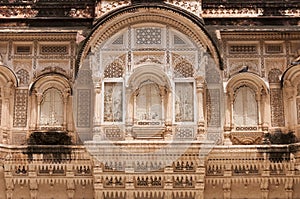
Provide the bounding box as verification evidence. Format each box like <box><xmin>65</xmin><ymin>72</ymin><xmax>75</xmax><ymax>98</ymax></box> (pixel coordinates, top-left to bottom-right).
<box><xmin>159</xmin><ymin>86</ymin><xmax>166</xmax><ymax>123</ymax></box>
<box><xmin>284</xmin><ymin>80</ymin><xmax>295</xmax><ymax>130</ymax></box>
<box><xmin>94</xmin><ymin>83</ymin><xmax>102</xmax><ymax>126</ymax></box>
<box><xmin>260</xmin><ymin>178</ymin><xmax>269</xmax><ymax>199</ymax></box>
<box><xmin>223</xmin><ymin>179</ymin><xmax>231</xmax><ymax>199</ymax></box>
<box><xmin>30</xmin><ymin>91</ymin><xmax>37</xmax><ymax>130</ymax></box>
<box><xmin>224</xmin><ymin>90</ymin><xmax>233</xmax><ymax>145</ymax></box>
<box><xmin>229</xmin><ymin>92</ymin><xmax>234</xmax><ymax>129</ymax></box>
<box><xmin>63</xmin><ymin>91</ymin><xmax>69</xmax><ymax>131</ymax></box>
<box><xmin>195</xmin><ymin>77</ymin><xmax>205</xmax><ymax>140</ymax></box>
<box><xmin>256</xmin><ymin>91</ymin><xmax>262</xmax><ymax>128</ymax></box>
<box><xmin>125</xmin><ymin>87</ymin><xmax>134</xmax><ymax>140</ymax></box>
<box><xmin>36</xmin><ymin>92</ymin><xmax>42</xmax><ymax>128</ymax></box>
<box><xmin>166</xmin><ymin>90</ymin><xmax>172</xmax><ymax>124</ymax></box>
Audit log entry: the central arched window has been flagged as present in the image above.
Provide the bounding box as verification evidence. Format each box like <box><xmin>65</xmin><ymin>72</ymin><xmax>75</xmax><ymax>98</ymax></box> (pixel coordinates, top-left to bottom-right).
<box><xmin>40</xmin><ymin>88</ymin><xmax>63</xmax><ymax>126</ymax></box>
<box><xmin>136</xmin><ymin>81</ymin><xmax>162</xmax><ymax>122</ymax></box>
<box><xmin>233</xmin><ymin>86</ymin><xmax>258</xmax><ymax>126</ymax></box>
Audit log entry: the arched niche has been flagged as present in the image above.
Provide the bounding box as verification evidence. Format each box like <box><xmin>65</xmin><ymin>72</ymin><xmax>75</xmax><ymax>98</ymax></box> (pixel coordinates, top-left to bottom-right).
<box><xmin>75</xmin><ymin>4</ymin><xmax>223</xmax><ymax>141</ymax></box>
<box><xmin>225</xmin><ymin>73</ymin><xmax>269</xmax><ymax>144</ymax></box>
<box><xmin>128</xmin><ymin>64</ymin><xmax>171</xmax><ymax>124</ymax></box>
<box><xmin>281</xmin><ymin>64</ymin><xmax>300</xmax><ymax>136</ymax></box>
<box><xmin>29</xmin><ymin>74</ymin><xmax>73</xmax><ymax>137</ymax></box>
<box><xmin>76</xmin><ymin>4</ymin><xmax>222</xmax><ymax>76</ymax></box>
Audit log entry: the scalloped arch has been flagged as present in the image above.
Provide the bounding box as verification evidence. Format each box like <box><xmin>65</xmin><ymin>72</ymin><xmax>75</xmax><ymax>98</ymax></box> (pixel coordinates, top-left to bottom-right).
<box><xmin>76</xmin><ymin>4</ymin><xmax>222</xmax><ymax>77</ymax></box>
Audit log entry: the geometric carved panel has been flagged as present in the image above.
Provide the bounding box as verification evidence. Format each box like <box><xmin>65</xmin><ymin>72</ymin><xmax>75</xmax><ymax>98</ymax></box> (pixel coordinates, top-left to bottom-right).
<box><xmin>175</xmin><ymin>127</ymin><xmax>194</xmax><ymax>139</ymax></box>
<box><xmin>206</xmin><ymin>89</ymin><xmax>221</xmax><ymax>127</ymax></box>
<box><xmin>270</xmin><ymin>88</ymin><xmax>285</xmax><ymax>127</ymax></box>
<box><xmin>77</xmin><ymin>89</ymin><xmax>91</xmax><ymax>128</ymax></box>
<box><xmin>13</xmin><ymin>89</ymin><xmax>28</xmax><ymax>127</ymax></box>
<box><xmin>136</xmin><ymin>28</ymin><xmax>161</xmax><ymax>45</ymax></box>
<box><xmin>16</xmin><ymin>69</ymin><xmax>29</xmax><ymax>86</ymax></box>
<box><xmin>12</xmin><ymin>133</ymin><xmax>26</xmax><ymax>145</ymax></box>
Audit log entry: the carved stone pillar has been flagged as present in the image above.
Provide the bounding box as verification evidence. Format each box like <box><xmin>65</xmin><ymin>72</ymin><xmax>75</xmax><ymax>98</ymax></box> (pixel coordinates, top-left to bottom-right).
<box><xmin>260</xmin><ymin>178</ymin><xmax>269</xmax><ymax>199</ymax></box>
<box><xmin>256</xmin><ymin>91</ymin><xmax>262</xmax><ymax>129</ymax></box>
<box><xmin>284</xmin><ymin>80</ymin><xmax>295</xmax><ymax>130</ymax></box>
<box><xmin>94</xmin><ymin>83</ymin><xmax>102</xmax><ymax>126</ymax></box>
<box><xmin>223</xmin><ymin>179</ymin><xmax>231</xmax><ymax>199</ymax></box>
<box><xmin>260</xmin><ymin>89</ymin><xmax>269</xmax><ymax>131</ymax></box>
<box><xmin>67</xmin><ymin>179</ymin><xmax>75</xmax><ymax>199</ymax></box>
<box><xmin>67</xmin><ymin>95</ymin><xmax>73</xmax><ymax>131</ymax></box>
<box><xmin>29</xmin><ymin>179</ymin><xmax>38</xmax><ymax>199</ymax></box>
<box><xmin>36</xmin><ymin>92</ymin><xmax>42</xmax><ymax>128</ymax></box>
<box><xmin>93</xmin><ymin>163</ymin><xmax>104</xmax><ymax>199</ymax></box>
<box><xmin>63</xmin><ymin>91</ymin><xmax>69</xmax><ymax>131</ymax></box>
<box><xmin>165</xmin><ymin>89</ymin><xmax>173</xmax><ymax>140</ymax></box>
<box><xmin>125</xmin><ymin>86</ymin><xmax>134</xmax><ymax>140</ymax></box>
<box><xmin>30</xmin><ymin>90</ymin><xmax>37</xmax><ymax>130</ymax></box>
<box><xmin>195</xmin><ymin>77</ymin><xmax>205</xmax><ymax>140</ymax></box>
<box><xmin>2</xmin><ymin>82</ymin><xmax>12</xmax><ymax>129</ymax></box>
<box><xmin>5</xmin><ymin>179</ymin><xmax>14</xmax><ymax>199</ymax></box>
<box><xmin>224</xmin><ymin>91</ymin><xmax>233</xmax><ymax>145</ymax></box>
<box><xmin>159</xmin><ymin>86</ymin><xmax>166</xmax><ymax>123</ymax></box>
<box><xmin>285</xmin><ymin>179</ymin><xmax>293</xmax><ymax>199</ymax></box>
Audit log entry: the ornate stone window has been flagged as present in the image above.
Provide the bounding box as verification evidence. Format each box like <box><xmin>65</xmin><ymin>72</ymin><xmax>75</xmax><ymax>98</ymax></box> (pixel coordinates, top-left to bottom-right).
<box><xmin>233</xmin><ymin>86</ymin><xmax>258</xmax><ymax>126</ymax></box>
<box><xmin>30</xmin><ymin>74</ymin><xmax>72</xmax><ymax>132</ymax></box>
<box><xmin>135</xmin><ymin>81</ymin><xmax>162</xmax><ymax>123</ymax></box>
<box><xmin>225</xmin><ymin>73</ymin><xmax>269</xmax><ymax>144</ymax></box>
<box><xmin>40</xmin><ymin>88</ymin><xmax>64</xmax><ymax>126</ymax></box>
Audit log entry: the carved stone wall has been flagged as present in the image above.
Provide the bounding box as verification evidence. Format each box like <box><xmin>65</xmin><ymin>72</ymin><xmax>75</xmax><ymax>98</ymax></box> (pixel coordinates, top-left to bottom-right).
<box><xmin>206</xmin><ymin>89</ymin><xmax>221</xmax><ymax>127</ymax></box>
<box><xmin>13</xmin><ymin>89</ymin><xmax>28</xmax><ymax>127</ymax></box>
<box><xmin>270</xmin><ymin>88</ymin><xmax>285</xmax><ymax>127</ymax></box>
<box><xmin>77</xmin><ymin>89</ymin><xmax>91</xmax><ymax>128</ymax></box>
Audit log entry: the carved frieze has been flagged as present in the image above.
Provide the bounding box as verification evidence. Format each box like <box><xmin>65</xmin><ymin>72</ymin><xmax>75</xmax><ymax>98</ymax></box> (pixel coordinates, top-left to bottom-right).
<box><xmin>133</xmin><ymin>52</ymin><xmax>164</xmax><ymax>66</ymax></box>
<box><xmin>265</xmin><ymin>58</ymin><xmax>286</xmax><ymax>74</ymax></box>
<box><xmin>228</xmin><ymin>59</ymin><xmax>260</xmax><ymax>76</ymax></box>
<box><xmin>95</xmin><ymin>0</ymin><xmax>130</xmax><ymax>18</ymax></box>
<box><xmin>202</xmin><ymin>8</ymin><xmax>263</xmax><ymax>18</ymax></box>
<box><xmin>165</xmin><ymin>0</ymin><xmax>201</xmax><ymax>17</ymax></box>
<box><xmin>0</xmin><ymin>6</ymin><xmax>38</xmax><ymax>18</ymax></box>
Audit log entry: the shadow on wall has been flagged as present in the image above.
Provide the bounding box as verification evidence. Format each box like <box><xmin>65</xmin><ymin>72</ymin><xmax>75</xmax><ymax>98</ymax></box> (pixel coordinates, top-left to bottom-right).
<box><xmin>24</xmin><ymin>132</ymin><xmax>73</xmax><ymax>163</ymax></box>
<box><xmin>264</xmin><ymin>129</ymin><xmax>298</xmax><ymax>145</ymax></box>
<box><xmin>262</xmin><ymin>129</ymin><xmax>298</xmax><ymax>162</ymax></box>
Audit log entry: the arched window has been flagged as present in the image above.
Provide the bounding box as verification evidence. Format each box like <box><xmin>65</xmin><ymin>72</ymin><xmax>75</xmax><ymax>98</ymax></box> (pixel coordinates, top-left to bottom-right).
<box><xmin>233</xmin><ymin>86</ymin><xmax>258</xmax><ymax>126</ymax></box>
<box><xmin>136</xmin><ymin>81</ymin><xmax>162</xmax><ymax>122</ymax></box>
<box><xmin>40</xmin><ymin>88</ymin><xmax>63</xmax><ymax>126</ymax></box>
